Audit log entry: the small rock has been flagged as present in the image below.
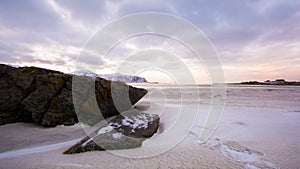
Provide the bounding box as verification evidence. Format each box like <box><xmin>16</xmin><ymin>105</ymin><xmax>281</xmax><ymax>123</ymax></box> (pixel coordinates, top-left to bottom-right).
<box><xmin>64</xmin><ymin>109</ymin><xmax>159</xmax><ymax>154</ymax></box>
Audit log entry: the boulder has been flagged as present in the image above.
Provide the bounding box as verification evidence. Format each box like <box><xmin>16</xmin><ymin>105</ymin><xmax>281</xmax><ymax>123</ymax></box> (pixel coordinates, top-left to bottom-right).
<box><xmin>73</xmin><ymin>76</ymin><xmax>148</xmax><ymax>126</ymax></box>
<box><xmin>20</xmin><ymin>75</ymin><xmax>65</xmax><ymax>124</ymax></box>
<box><xmin>0</xmin><ymin>64</ymin><xmax>63</xmax><ymax>124</ymax></box>
<box><xmin>0</xmin><ymin>111</ymin><xmax>20</xmax><ymax>125</ymax></box>
<box><xmin>64</xmin><ymin>109</ymin><xmax>160</xmax><ymax>154</ymax></box>
<box><xmin>0</xmin><ymin>64</ymin><xmax>16</xmax><ymax>77</ymax></box>
<box><xmin>42</xmin><ymin>88</ymin><xmax>77</xmax><ymax>126</ymax></box>
<box><xmin>0</xmin><ymin>87</ymin><xmax>24</xmax><ymax>112</ymax></box>
<box><xmin>0</xmin><ymin>64</ymin><xmax>148</xmax><ymax>127</ymax></box>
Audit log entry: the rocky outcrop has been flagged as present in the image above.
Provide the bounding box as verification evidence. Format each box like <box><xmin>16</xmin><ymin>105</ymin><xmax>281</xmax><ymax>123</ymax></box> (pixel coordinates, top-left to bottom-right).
<box><xmin>0</xmin><ymin>65</ymin><xmax>63</xmax><ymax>124</ymax></box>
<box><xmin>64</xmin><ymin>108</ymin><xmax>160</xmax><ymax>154</ymax></box>
<box><xmin>0</xmin><ymin>64</ymin><xmax>148</xmax><ymax>127</ymax></box>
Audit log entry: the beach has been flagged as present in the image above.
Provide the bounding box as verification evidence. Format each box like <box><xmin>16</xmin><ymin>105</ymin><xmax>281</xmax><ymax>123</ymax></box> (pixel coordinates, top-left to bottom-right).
<box><xmin>0</xmin><ymin>84</ymin><xmax>299</xmax><ymax>169</ymax></box>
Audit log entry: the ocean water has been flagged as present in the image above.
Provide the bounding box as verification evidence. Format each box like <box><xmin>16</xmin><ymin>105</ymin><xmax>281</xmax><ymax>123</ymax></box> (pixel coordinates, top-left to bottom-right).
<box><xmin>131</xmin><ymin>83</ymin><xmax>300</xmax><ymax>109</ymax></box>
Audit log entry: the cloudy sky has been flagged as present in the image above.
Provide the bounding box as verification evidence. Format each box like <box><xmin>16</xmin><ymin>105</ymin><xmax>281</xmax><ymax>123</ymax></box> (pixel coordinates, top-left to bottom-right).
<box><xmin>0</xmin><ymin>0</ymin><xmax>300</xmax><ymax>83</ymax></box>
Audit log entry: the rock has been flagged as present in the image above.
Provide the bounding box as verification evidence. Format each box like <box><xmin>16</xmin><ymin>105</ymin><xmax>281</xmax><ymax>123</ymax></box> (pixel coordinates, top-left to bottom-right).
<box><xmin>63</xmin><ymin>109</ymin><xmax>159</xmax><ymax>154</ymax></box>
<box><xmin>0</xmin><ymin>65</ymin><xmax>64</xmax><ymax>123</ymax></box>
<box><xmin>0</xmin><ymin>87</ymin><xmax>24</xmax><ymax>111</ymax></box>
<box><xmin>0</xmin><ymin>64</ymin><xmax>148</xmax><ymax>127</ymax></box>
<box><xmin>41</xmin><ymin>88</ymin><xmax>76</xmax><ymax>126</ymax></box>
<box><xmin>63</xmin><ymin>117</ymin><xmax>77</xmax><ymax>126</ymax></box>
<box><xmin>0</xmin><ymin>111</ymin><xmax>20</xmax><ymax>125</ymax></box>
<box><xmin>73</xmin><ymin>76</ymin><xmax>148</xmax><ymax>126</ymax></box>
<box><xmin>0</xmin><ymin>86</ymin><xmax>24</xmax><ymax>125</ymax></box>
<box><xmin>20</xmin><ymin>75</ymin><xmax>65</xmax><ymax>124</ymax></box>
<box><xmin>108</xmin><ymin>109</ymin><xmax>159</xmax><ymax>138</ymax></box>
<box><xmin>6</xmin><ymin>66</ymin><xmax>62</xmax><ymax>92</ymax></box>
<box><xmin>0</xmin><ymin>64</ymin><xmax>16</xmax><ymax>77</ymax></box>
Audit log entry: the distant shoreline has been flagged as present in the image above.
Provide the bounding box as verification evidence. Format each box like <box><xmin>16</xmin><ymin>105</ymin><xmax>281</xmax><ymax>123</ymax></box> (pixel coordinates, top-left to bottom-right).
<box><xmin>239</xmin><ymin>79</ymin><xmax>300</xmax><ymax>86</ymax></box>
<box><xmin>129</xmin><ymin>82</ymin><xmax>300</xmax><ymax>87</ymax></box>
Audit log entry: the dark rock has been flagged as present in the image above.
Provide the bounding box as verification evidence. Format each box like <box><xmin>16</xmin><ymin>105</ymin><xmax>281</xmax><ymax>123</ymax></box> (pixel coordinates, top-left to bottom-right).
<box><xmin>7</xmin><ymin>66</ymin><xmax>62</xmax><ymax>91</ymax></box>
<box><xmin>74</xmin><ymin>76</ymin><xmax>148</xmax><ymax>126</ymax></box>
<box><xmin>63</xmin><ymin>117</ymin><xmax>77</xmax><ymax>126</ymax></box>
<box><xmin>64</xmin><ymin>109</ymin><xmax>159</xmax><ymax>154</ymax></box>
<box><xmin>109</xmin><ymin>109</ymin><xmax>159</xmax><ymax>138</ymax></box>
<box><xmin>0</xmin><ymin>64</ymin><xmax>148</xmax><ymax>127</ymax></box>
<box><xmin>41</xmin><ymin>88</ymin><xmax>76</xmax><ymax>126</ymax></box>
<box><xmin>129</xmin><ymin>85</ymin><xmax>148</xmax><ymax>106</ymax></box>
<box><xmin>0</xmin><ymin>87</ymin><xmax>24</xmax><ymax>111</ymax></box>
<box><xmin>0</xmin><ymin>111</ymin><xmax>20</xmax><ymax>125</ymax></box>
<box><xmin>20</xmin><ymin>75</ymin><xmax>65</xmax><ymax>124</ymax></box>
<box><xmin>0</xmin><ymin>64</ymin><xmax>16</xmax><ymax>77</ymax></box>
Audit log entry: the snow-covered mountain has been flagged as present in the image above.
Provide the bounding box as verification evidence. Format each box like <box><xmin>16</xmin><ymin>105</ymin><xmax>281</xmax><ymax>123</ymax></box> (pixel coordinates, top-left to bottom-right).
<box><xmin>99</xmin><ymin>73</ymin><xmax>147</xmax><ymax>83</ymax></box>
<box><xmin>70</xmin><ymin>70</ymin><xmax>98</xmax><ymax>77</ymax></box>
<box><xmin>71</xmin><ymin>70</ymin><xmax>148</xmax><ymax>83</ymax></box>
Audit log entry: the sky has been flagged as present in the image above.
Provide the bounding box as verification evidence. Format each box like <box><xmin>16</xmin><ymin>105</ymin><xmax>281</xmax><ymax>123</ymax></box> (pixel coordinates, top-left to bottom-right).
<box><xmin>0</xmin><ymin>0</ymin><xmax>300</xmax><ymax>83</ymax></box>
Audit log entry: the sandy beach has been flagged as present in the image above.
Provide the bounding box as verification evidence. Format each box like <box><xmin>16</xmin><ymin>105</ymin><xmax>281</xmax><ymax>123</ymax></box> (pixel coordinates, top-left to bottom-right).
<box><xmin>0</xmin><ymin>84</ymin><xmax>299</xmax><ymax>169</ymax></box>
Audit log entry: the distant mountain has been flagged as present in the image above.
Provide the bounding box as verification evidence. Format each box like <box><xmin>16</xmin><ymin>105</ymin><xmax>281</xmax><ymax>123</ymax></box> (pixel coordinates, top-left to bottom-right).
<box><xmin>70</xmin><ymin>70</ymin><xmax>98</xmax><ymax>77</ymax></box>
<box><xmin>99</xmin><ymin>73</ymin><xmax>148</xmax><ymax>83</ymax></box>
<box><xmin>71</xmin><ymin>70</ymin><xmax>148</xmax><ymax>83</ymax></box>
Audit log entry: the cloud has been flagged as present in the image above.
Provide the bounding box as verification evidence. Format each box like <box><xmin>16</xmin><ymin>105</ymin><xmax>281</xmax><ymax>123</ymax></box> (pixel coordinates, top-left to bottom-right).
<box><xmin>0</xmin><ymin>1</ymin><xmax>62</xmax><ymax>31</ymax></box>
<box><xmin>0</xmin><ymin>0</ymin><xmax>299</xmax><ymax>82</ymax></box>
<box><xmin>220</xmin><ymin>39</ymin><xmax>300</xmax><ymax>82</ymax></box>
